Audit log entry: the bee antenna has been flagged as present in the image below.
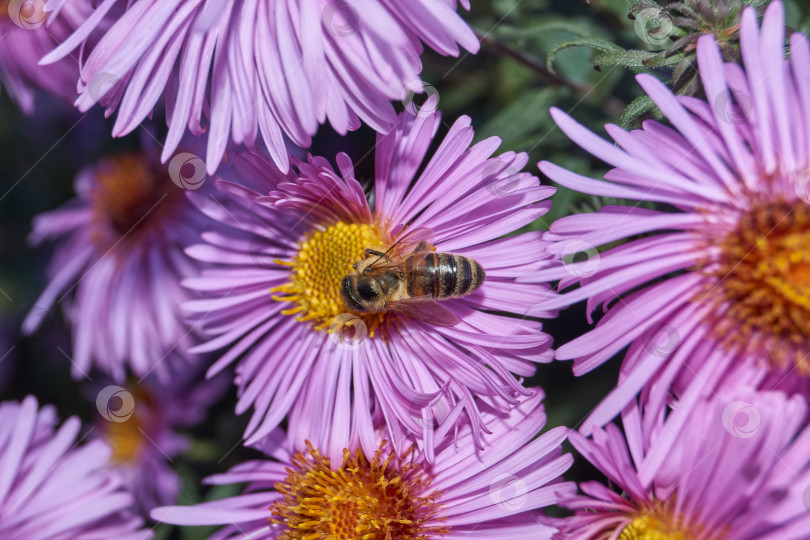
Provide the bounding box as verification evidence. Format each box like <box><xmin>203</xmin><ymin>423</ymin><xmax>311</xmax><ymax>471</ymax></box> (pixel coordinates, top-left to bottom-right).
<box><xmin>367</xmin><ymin>238</ymin><xmax>404</xmax><ymax>271</ymax></box>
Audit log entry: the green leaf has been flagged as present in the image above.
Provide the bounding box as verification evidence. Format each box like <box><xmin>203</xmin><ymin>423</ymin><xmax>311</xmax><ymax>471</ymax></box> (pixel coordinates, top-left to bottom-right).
<box><xmin>591</xmin><ymin>49</ymin><xmax>659</xmax><ymax>71</ymax></box>
<box><xmin>620</xmin><ymin>95</ymin><xmax>661</xmax><ymax>129</ymax></box>
<box><xmin>642</xmin><ymin>51</ymin><xmax>686</xmax><ymax>69</ymax></box>
<box><xmin>477</xmin><ymin>87</ymin><xmax>564</xmax><ymax>149</ymax></box>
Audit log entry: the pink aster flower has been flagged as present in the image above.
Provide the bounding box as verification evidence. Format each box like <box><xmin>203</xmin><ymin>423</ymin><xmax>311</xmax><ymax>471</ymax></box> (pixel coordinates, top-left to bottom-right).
<box><xmin>40</xmin><ymin>0</ymin><xmax>479</xmax><ymax>173</ymax></box>
<box><xmin>0</xmin><ymin>395</ymin><xmax>151</xmax><ymax>539</ymax></box>
<box><xmin>22</xmin><ymin>141</ymin><xmax>214</xmax><ymax>381</ymax></box>
<box><xmin>184</xmin><ymin>100</ymin><xmax>556</xmax><ymax>462</ymax></box>
<box><xmin>93</xmin><ymin>371</ymin><xmax>228</xmax><ymax>513</ymax></box>
<box><xmin>151</xmin><ymin>391</ymin><xmax>574</xmax><ymax>539</ymax></box>
<box><xmin>559</xmin><ymin>389</ymin><xmax>810</xmax><ymax>539</ymax></box>
<box><xmin>0</xmin><ymin>0</ymin><xmax>89</xmax><ymax>112</ymax></box>
<box><xmin>536</xmin><ymin>1</ymin><xmax>810</xmax><ymax>434</ymax></box>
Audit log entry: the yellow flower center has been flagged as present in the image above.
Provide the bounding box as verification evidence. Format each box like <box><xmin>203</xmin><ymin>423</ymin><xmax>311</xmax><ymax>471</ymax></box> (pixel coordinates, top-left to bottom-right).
<box><xmin>104</xmin><ymin>411</ymin><xmax>145</xmax><ymax>464</ymax></box>
<box><xmin>619</xmin><ymin>515</ymin><xmax>688</xmax><ymax>540</ymax></box>
<box><xmin>618</xmin><ymin>504</ymin><xmax>718</xmax><ymax>540</ymax></box>
<box><xmin>99</xmin><ymin>384</ymin><xmax>156</xmax><ymax>464</ymax></box>
<box><xmin>270</xmin><ymin>442</ymin><xmax>446</xmax><ymax>540</ymax></box>
<box><xmin>272</xmin><ymin>221</ymin><xmax>388</xmax><ymax>333</ymax></box>
<box><xmin>697</xmin><ymin>199</ymin><xmax>810</xmax><ymax>372</ymax></box>
<box><xmin>90</xmin><ymin>154</ymin><xmax>181</xmax><ymax>250</ymax></box>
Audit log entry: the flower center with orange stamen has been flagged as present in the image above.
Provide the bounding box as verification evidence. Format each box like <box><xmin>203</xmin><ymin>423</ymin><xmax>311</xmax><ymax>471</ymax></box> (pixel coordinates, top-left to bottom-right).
<box><xmin>270</xmin><ymin>441</ymin><xmax>446</xmax><ymax>540</ymax></box>
<box><xmin>618</xmin><ymin>502</ymin><xmax>719</xmax><ymax>540</ymax></box>
<box><xmin>698</xmin><ymin>199</ymin><xmax>810</xmax><ymax>372</ymax></box>
<box><xmin>104</xmin><ymin>412</ymin><xmax>145</xmax><ymax>463</ymax></box>
<box><xmin>272</xmin><ymin>221</ymin><xmax>388</xmax><ymax>334</ymax></box>
<box><xmin>90</xmin><ymin>154</ymin><xmax>181</xmax><ymax>250</ymax></box>
<box><xmin>100</xmin><ymin>384</ymin><xmax>152</xmax><ymax>463</ymax></box>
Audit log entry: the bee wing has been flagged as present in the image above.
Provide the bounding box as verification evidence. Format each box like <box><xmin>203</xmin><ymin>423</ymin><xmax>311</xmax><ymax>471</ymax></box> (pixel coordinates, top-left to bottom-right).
<box><xmin>386</xmin><ymin>298</ymin><xmax>459</xmax><ymax>327</ymax></box>
<box><xmin>363</xmin><ymin>247</ymin><xmax>435</xmax><ymax>273</ymax></box>
<box><xmin>365</xmin><ymin>227</ymin><xmax>436</xmax><ymax>272</ymax></box>
<box><xmin>390</xmin><ymin>226</ymin><xmax>435</xmax><ymax>254</ymax></box>
<box><xmin>390</xmin><ymin>223</ymin><xmax>434</xmax><ymax>242</ymax></box>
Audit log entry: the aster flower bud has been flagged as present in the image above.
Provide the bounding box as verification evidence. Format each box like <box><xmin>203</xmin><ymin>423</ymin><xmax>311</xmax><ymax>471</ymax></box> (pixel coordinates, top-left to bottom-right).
<box><xmin>629</xmin><ymin>0</ymin><xmax>768</xmax><ymax>96</ymax></box>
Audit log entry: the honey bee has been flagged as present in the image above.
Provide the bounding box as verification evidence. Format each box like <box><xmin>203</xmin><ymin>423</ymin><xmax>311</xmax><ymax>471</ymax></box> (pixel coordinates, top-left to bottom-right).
<box><xmin>340</xmin><ymin>236</ymin><xmax>485</xmax><ymax>327</ymax></box>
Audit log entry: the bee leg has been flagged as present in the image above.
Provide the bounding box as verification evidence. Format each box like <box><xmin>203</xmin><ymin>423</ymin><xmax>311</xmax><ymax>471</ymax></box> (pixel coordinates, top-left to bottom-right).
<box><xmin>364</xmin><ymin>249</ymin><xmax>387</xmax><ymax>258</ymax></box>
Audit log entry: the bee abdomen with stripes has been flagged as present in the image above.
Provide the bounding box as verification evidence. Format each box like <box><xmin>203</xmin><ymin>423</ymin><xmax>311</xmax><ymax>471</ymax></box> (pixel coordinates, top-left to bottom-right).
<box><xmin>404</xmin><ymin>252</ymin><xmax>485</xmax><ymax>300</ymax></box>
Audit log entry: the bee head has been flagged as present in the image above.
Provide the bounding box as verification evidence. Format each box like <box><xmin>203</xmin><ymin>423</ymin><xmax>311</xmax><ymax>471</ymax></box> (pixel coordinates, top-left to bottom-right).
<box><xmin>340</xmin><ymin>274</ymin><xmax>381</xmax><ymax>312</ymax></box>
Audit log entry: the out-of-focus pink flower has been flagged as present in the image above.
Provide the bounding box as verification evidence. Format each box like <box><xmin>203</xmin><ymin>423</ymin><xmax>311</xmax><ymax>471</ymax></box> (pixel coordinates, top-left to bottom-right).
<box><xmin>41</xmin><ymin>0</ymin><xmax>479</xmax><ymax>173</ymax></box>
<box><xmin>93</xmin><ymin>370</ymin><xmax>229</xmax><ymax>514</ymax></box>
<box><xmin>23</xmin><ymin>141</ymin><xmax>216</xmax><ymax>381</ymax></box>
<box><xmin>0</xmin><ymin>0</ymin><xmax>89</xmax><ymax>112</ymax></box>
<box><xmin>0</xmin><ymin>395</ymin><xmax>151</xmax><ymax>539</ymax></box>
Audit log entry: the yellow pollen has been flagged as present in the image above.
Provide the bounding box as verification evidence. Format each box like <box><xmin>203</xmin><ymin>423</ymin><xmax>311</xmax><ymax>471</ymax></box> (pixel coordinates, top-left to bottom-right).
<box><xmin>270</xmin><ymin>441</ymin><xmax>446</xmax><ymax>540</ymax></box>
<box><xmin>696</xmin><ymin>199</ymin><xmax>810</xmax><ymax>373</ymax></box>
<box><xmin>618</xmin><ymin>503</ymin><xmax>719</xmax><ymax>540</ymax></box>
<box><xmin>90</xmin><ymin>154</ymin><xmax>181</xmax><ymax>250</ymax></box>
<box><xmin>272</xmin><ymin>221</ymin><xmax>387</xmax><ymax>333</ymax></box>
